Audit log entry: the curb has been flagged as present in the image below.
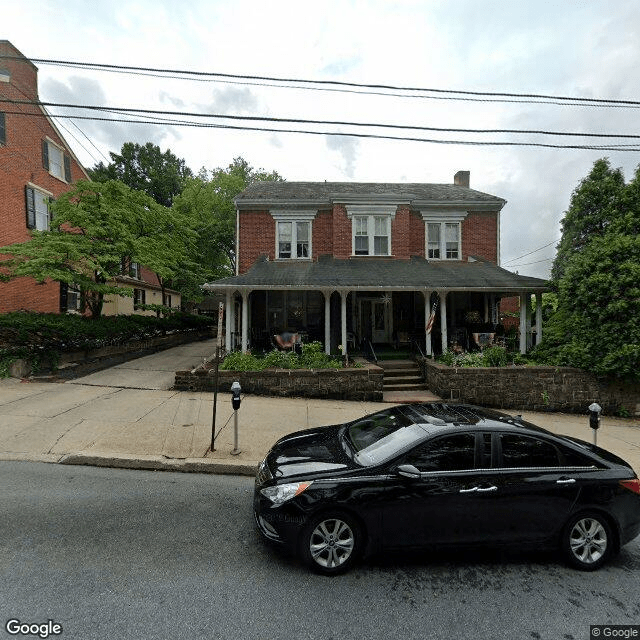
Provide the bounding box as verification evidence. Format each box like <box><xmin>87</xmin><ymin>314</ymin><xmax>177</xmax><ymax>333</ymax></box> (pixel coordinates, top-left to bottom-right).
<box><xmin>0</xmin><ymin>452</ymin><xmax>258</xmax><ymax>476</ymax></box>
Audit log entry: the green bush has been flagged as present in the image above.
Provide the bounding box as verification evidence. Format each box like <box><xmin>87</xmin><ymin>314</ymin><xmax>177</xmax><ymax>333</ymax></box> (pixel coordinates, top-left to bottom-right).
<box><xmin>219</xmin><ymin>341</ymin><xmax>343</xmax><ymax>371</ymax></box>
<box><xmin>437</xmin><ymin>347</ymin><xmax>525</xmax><ymax>368</ymax></box>
<box><xmin>0</xmin><ymin>311</ymin><xmax>215</xmax><ymax>377</ymax></box>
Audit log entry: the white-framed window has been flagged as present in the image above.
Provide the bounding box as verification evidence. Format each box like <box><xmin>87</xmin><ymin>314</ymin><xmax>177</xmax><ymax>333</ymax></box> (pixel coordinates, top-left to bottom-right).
<box><xmin>42</xmin><ymin>138</ymin><xmax>71</xmax><ymax>183</ymax></box>
<box><xmin>134</xmin><ymin>288</ymin><xmax>146</xmax><ymax>309</ymax></box>
<box><xmin>277</xmin><ymin>221</ymin><xmax>310</xmax><ymax>259</ymax></box>
<box><xmin>25</xmin><ymin>185</ymin><xmax>52</xmax><ymax>231</ymax></box>
<box><xmin>60</xmin><ymin>282</ymin><xmax>81</xmax><ymax>313</ymax></box>
<box><xmin>353</xmin><ymin>215</ymin><xmax>391</xmax><ymax>256</ymax></box>
<box><xmin>427</xmin><ymin>221</ymin><xmax>461</xmax><ymax>260</ymax></box>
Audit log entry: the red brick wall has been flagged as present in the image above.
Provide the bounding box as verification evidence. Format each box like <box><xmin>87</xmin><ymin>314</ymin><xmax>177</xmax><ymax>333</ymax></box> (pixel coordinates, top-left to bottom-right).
<box><xmin>462</xmin><ymin>211</ymin><xmax>498</xmax><ymax>263</ymax></box>
<box><xmin>0</xmin><ymin>42</ymin><xmax>88</xmax><ymax>313</ymax></box>
<box><xmin>236</xmin><ymin>205</ymin><xmax>499</xmax><ymax>272</ymax></box>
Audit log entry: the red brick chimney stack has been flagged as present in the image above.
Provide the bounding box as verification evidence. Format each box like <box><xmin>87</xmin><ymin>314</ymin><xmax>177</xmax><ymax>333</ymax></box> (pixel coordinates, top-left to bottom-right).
<box><xmin>454</xmin><ymin>170</ymin><xmax>470</xmax><ymax>188</ymax></box>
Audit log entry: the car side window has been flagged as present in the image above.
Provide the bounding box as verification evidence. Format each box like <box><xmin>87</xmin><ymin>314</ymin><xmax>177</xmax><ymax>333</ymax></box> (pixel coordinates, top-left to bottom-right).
<box><xmin>405</xmin><ymin>433</ymin><xmax>475</xmax><ymax>472</ymax></box>
<box><xmin>500</xmin><ymin>434</ymin><xmax>560</xmax><ymax>468</ymax></box>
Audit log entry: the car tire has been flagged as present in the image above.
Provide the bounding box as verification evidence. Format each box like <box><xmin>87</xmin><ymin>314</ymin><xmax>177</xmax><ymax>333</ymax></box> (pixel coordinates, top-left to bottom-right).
<box><xmin>562</xmin><ymin>512</ymin><xmax>613</xmax><ymax>571</ymax></box>
<box><xmin>300</xmin><ymin>512</ymin><xmax>361</xmax><ymax>575</ymax></box>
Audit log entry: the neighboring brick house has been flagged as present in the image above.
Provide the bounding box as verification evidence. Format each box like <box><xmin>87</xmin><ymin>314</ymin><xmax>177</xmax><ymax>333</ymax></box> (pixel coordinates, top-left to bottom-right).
<box><xmin>0</xmin><ymin>41</ymin><xmax>180</xmax><ymax>315</ymax></box>
<box><xmin>204</xmin><ymin>173</ymin><xmax>548</xmax><ymax>356</ymax></box>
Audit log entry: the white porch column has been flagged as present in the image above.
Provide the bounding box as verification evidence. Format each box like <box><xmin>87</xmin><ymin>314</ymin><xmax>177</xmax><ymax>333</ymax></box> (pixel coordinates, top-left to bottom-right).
<box><xmin>323</xmin><ymin>289</ymin><xmax>331</xmax><ymax>355</ymax></box>
<box><xmin>424</xmin><ymin>290</ymin><xmax>432</xmax><ymax>356</ymax></box>
<box><xmin>241</xmin><ymin>289</ymin><xmax>250</xmax><ymax>353</ymax></box>
<box><xmin>519</xmin><ymin>292</ymin><xmax>528</xmax><ymax>354</ymax></box>
<box><xmin>340</xmin><ymin>290</ymin><xmax>348</xmax><ymax>356</ymax></box>
<box><xmin>225</xmin><ymin>290</ymin><xmax>232</xmax><ymax>352</ymax></box>
<box><xmin>535</xmin><ymin>292</ymin><xmax>543</xmax><ymax>346</ymax></box>
<box><xmin>439</xmin><ymin>290</ymin><xmax>448</xmax><ymax>354</ymax></box>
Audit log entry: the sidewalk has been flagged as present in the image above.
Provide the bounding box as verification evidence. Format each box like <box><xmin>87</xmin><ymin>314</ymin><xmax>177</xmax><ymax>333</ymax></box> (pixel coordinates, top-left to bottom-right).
<box><xmin>0</xmin><ymin>341</ymin><xmax>639</xmax><ymax>476</ymax></box>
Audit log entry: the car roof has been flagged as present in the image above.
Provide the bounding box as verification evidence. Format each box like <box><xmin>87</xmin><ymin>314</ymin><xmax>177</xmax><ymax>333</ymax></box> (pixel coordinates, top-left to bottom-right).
<box><xmin>403</xmin><ymin>403</ymin><xmax>552</xmax><ymax>436</ymax></box>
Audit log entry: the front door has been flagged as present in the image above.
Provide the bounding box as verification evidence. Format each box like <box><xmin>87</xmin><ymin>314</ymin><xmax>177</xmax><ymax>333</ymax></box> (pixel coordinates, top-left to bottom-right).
<box><xmin>359</xmin><ymin>298</ymin><xmax>390</xmax><ymax>343</ymax></box>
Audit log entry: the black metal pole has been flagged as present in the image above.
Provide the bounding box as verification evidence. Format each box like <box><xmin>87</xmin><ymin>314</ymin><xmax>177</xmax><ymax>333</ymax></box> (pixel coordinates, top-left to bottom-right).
<box><xmin>211</xmin><ymin>345</ymin><xmax>220</xmax><ymax>451</ymax></box>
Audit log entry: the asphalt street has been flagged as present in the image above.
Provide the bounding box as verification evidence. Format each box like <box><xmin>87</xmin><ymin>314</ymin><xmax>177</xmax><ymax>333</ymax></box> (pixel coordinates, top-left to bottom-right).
<box><xmin>1</xmin><ymin>461</ymin><xmax>639</xmax><ymax>640</ymax></box>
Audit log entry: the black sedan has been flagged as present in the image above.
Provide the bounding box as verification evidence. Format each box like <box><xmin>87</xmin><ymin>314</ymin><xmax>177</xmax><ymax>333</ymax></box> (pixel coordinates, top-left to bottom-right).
<box><xmin>254</xmin><ymin>403</ymin><xmax>640</xmax><ymax>574</ymax></box>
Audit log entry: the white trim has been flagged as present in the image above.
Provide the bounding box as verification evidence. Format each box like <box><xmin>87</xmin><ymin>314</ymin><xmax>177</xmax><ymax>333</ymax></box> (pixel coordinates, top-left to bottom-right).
<box><xmin>425</xmin><ymin>220</ymin><xmax>462</xmax><ymax>260</ymax></box>
<box><xmin>345</xmin><ymin>204</ymin><xmax>398</xmax><ymax>219</ymax></box>
<box><xmin>271</xmin><ymin>209</ymin><xmax>318</xmax><ymax>221</ymax></box>
<box><xmin>26</xmin><ymin>182</ymin><xmax>54</xmax><ymax>197</ymax></box>
<box><xmin>419</xmin><ymin>210</ymin><xmax>468</xmax><ymax>223</ymax></box>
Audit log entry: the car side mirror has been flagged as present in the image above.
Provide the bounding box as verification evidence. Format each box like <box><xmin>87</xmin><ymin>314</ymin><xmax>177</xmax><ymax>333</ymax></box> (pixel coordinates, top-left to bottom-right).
<box><xmin>396</xmin><ymin>464</ymin><xmax>421</xmax><ymax>479</ymax></box>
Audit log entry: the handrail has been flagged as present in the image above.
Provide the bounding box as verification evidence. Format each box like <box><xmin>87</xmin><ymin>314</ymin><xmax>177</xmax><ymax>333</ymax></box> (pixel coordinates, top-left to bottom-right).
<box><xmin>364</xmin><ymin>338</ymin><xmax>378</xmax><ymax>364</ymax></box>
<box><xmin>409</xmin><ymin>336</ymin><xmax>425</xmax><ymax>359</ymax></box>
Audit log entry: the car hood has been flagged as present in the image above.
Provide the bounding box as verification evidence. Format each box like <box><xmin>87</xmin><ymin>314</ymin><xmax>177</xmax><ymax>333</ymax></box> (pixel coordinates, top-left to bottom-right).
<box><xmin>266</xmin><ymin>425</ymin><xmax>353</xmax><ymax>479</ymax></box>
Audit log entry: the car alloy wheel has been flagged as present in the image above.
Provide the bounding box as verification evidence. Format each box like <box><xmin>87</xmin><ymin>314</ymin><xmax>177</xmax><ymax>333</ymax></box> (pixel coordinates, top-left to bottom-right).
<box><xmin>301</xmin><ymin>513</ymin><xmax>360</xmax><ymax>575</ymax></box>
<box><xmin>563</xmin><ymin>513</ymin><xmax>612</xmax><ymax>571</ymax></box>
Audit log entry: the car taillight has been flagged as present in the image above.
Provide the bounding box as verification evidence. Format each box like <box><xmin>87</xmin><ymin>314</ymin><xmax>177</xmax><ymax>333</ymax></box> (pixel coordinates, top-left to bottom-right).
<box><xmin>619</xmin><ymin>479</ymin><xmax>640</xmax><ymax>494</ymax></box>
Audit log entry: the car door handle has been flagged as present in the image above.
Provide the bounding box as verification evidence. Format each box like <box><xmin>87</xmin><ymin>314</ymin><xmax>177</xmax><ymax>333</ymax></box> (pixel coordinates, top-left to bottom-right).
<box><xmin>459</xmin><ymin>487</ymin><xmax>478</xmax><ymax>493</ymax></box>
<box><xmin>556</xmin><ymin>478</ymin><xmax>576</xmax><ymax>484</ymax></box>
<box><xmin>476</xmin><ymin>486</ymin><xmax>497</xmax><ymax>492</ymax></box>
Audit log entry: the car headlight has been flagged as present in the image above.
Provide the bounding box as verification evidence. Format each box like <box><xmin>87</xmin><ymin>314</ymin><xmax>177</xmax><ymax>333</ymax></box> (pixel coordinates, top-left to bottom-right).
<box><xmin>260</xmin><ymin>482</ymin><xmax>313</xmax><ymax>505</ymax></box>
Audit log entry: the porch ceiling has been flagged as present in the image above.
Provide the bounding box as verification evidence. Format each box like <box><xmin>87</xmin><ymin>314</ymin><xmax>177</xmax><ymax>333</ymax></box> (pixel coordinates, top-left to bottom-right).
<box><xmin>204</xmin><ymin>255</ymin><xmax>548</xmax><ymax>294</ymax></box>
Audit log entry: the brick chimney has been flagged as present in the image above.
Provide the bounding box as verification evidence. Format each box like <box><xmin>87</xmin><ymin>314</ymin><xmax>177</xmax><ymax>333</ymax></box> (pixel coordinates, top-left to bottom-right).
<box><xmin>454</xmin><ymin>170</ymin><xmax>470</xmax><ymax>188</ymax></box>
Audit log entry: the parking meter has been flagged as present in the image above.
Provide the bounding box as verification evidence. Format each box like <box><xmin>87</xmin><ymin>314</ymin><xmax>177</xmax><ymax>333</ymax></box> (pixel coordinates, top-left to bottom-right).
<box><xmin>231</xmin><ymin>381</ymin><xmax>241</xmax><ymax>455</ymax></box>
<box><xmin>589</xmin><ymin>402</ymin><xmax>602</xmax><ymax>445</ymax></box>
<box><xmin>231</xmin><ymin>381</ymin><xmax>242</xmax><ymax>410</ymax></box>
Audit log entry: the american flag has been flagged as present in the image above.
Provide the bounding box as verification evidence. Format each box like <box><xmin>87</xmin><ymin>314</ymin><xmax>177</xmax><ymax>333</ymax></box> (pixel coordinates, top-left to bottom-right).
<box><xmin>426</xmin><ymin>295</ymin><xmax>439</xmax><ymax>334</ymax></box>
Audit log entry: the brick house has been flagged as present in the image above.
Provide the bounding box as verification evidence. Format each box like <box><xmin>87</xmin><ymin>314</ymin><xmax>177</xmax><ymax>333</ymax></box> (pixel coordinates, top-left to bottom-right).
<box><xmin>204</xmin><ymin>173</ymin><xmax>548</xmax><ymax>357</ymax></box>
<box><xmin>0</xmin><ymin>41</ymin><xmax>180</xmax><ymax>315</ymax></box>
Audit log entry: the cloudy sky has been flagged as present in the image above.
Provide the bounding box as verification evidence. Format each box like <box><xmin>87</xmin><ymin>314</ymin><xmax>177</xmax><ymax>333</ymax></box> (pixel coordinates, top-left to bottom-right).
<box><xmin>5</xmin><ymin>0</ymin><xmax>640</xmax><ymax>278</ymax></box>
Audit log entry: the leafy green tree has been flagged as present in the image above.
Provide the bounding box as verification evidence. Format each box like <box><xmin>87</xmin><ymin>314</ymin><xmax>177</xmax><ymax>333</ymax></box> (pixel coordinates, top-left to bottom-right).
<box><xmin>551</xmin><ymin>158</ymin><xmax>625</xmax><ymax>282</ymax></box>
<box><xmin>0</xmin><ymin>180</ymin><xmax>192</xmax><ymax>318</ymax></box>
<box><xmin>534</xmin><ymin>160</ymin><xmax>640</xmax><ymax>379</ymax></box>
<box><xmin>172</xmin><ymin>156</ymin><xmax>284</xmax><ymax>278</ymax></box>
<box><xmin>89</xmin><ymin>142</ymin><xmax>193</xmax><ymax>207</ymax></box>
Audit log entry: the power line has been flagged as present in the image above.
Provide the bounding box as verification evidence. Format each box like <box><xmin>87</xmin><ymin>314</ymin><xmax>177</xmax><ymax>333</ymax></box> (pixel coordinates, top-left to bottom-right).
<box><xmin>502</xmin><ymin>240</ymin><xmax>558</xmax><ymax>265</ymax></box>
<box><xmin>4</xmin><ymin>54</ymin><xmax>640</xmax><ymax>108</ymax></box>
<box><xmin>506</xmin><ymin>256</ymin><xmax>555</xmax><ymax>267</ymax></box>
<box><xmin>4</xmin><ymin>97</ymin><xmax>640</xmax><ymax>142</ymax></box>
<box><xmin>4</xmin><ymin>109</ymin><xmax>640</xmax><ymax>152</ymax></box>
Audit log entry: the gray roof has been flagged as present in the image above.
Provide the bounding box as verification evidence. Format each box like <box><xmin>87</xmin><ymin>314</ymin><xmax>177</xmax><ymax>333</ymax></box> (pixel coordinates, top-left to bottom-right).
<box><xmin>235</xmin><ymin>181</ymin><xmax>505</xmax><ymax>209</ymax></box>
<box><xmin>204</xmin><ymin>256</ymin><xmax>548</xmax><ymax>293</ymax></box>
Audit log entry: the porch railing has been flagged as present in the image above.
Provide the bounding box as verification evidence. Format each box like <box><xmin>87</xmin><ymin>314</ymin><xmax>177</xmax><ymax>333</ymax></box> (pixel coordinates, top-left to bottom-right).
<box><xmin>364</xmin><ymin>338</ymin><xmax>378</xmax><ymax>364</ymax></box>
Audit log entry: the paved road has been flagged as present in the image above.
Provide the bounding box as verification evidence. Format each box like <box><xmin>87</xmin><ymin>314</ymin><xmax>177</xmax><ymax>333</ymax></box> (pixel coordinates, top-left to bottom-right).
<box><xmin>2</xmin><ymin>462</ymin><xmax>639</xmax><ymax>640</ymax></box>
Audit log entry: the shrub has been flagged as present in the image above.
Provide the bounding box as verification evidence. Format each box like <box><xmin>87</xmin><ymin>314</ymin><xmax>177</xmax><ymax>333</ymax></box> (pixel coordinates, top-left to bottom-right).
<box><xmin>219</xmin><ymin>342</ymin><xmax>343</xmax><ymax>371</ymax></box>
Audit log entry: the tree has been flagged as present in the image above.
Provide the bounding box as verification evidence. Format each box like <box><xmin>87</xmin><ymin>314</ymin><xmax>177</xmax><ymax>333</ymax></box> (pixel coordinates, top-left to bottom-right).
<box><xmin>89</xmin><ymin>142</ymin><xmax>193</xmax><ymax>207</ymax></box>
<box><xmin>551</xmin><ymin>158</ymin><xmax>625</xmax><ymax>282</ymax></box>
<box><xmin>0</xmin><ymin>180</ymin><xmax>193</xmax><ymax>318</ymax></box>
<box><xmin>534</xmin><ymin>159</ymin><xmax>640</xmax><ymax>379</ymax></box>
<box><xmin>172</xmin><ymin>157</ymin><xmax>284</xmax><ymax>280</ymax></box>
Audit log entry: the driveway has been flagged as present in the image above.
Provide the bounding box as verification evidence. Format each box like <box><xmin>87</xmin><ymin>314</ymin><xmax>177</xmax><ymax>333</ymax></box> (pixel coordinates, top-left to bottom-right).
<box><xmin>66</xmin><ymin>338</ymin><xmax>219</xmax><ymax>390</ymax></box>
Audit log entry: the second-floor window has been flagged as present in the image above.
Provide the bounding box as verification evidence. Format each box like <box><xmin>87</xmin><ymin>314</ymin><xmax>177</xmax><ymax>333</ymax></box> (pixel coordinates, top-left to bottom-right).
<box><xmin>353</xmin><ymin>215</ymin><xmax>390</xmax><ymax>256</ymax></box>
<box><xmin>25</xmin><ymin>186</ymin><xmax>51</xmax><ymax>231</ymax></box>
<box><xmin>277</xmin><ymin>221</ymin><xmax>310</xmax><ymax>259</ymax></box>
<box><xmin>42</xmin><ymin>139</ymin><xmax>71</xmax><ymax>183</ymax></box>
<box><xmin>427</xmin><ymin>222</ymin><xmax>461</xmax><ymax>260</ymax></box>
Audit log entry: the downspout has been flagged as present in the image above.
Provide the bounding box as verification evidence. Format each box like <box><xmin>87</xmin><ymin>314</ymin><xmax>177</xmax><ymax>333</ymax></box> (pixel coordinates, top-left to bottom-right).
<box><xmin>235</xmin><ymin>206</ymin><xmax>240</xmax><ymax>276</ymax></box>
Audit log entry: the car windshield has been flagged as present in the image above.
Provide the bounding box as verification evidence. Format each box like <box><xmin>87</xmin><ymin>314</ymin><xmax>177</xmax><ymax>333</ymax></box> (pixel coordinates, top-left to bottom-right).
<box><xmin>345</xmin><ymin>407</ymin><xmax>427</xmax><ymax>467</ymax></box>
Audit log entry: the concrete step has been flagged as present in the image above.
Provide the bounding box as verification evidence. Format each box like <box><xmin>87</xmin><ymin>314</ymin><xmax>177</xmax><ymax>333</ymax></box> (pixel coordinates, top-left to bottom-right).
<box><xmin>383</xmin><ymin>368</ymin><xmax>421</xmax><ymax>378</ymax></box>
<box><xmin>384</xmin><ymin>375</ymin><xmax>424</xmax><ymax>385</ymax></box>
<box><xmin>383</xmin><ymin>382</ymin><xmax>430</xmax><ymax>392</ymax></box>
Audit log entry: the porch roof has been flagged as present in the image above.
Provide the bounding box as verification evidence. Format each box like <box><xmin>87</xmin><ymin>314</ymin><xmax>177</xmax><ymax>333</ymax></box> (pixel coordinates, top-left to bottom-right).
<box><xmin>204</xmin><ymin>255</ymin><xmax>548</xmax><ymax>293</ymax></box>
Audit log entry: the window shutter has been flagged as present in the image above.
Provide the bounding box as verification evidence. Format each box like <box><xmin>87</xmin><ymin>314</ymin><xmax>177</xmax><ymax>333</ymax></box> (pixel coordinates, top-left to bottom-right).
<box><xmin>63</xmin><ymin>155</ymin><xmax>71</xmax><ymax>182</ymax></box>
<box><xmin>60</xmin><ymin>282</ymin><xmax>68</xmax><ymax>313</ymax></box>
<box><xmin>25</xmin><ymin>186</ymin><xmax>36</xmax><ymax>229</ymax></box>
<box><xmin>0</xmin><ymin>112</ymin><xmax>5</xmax><ymax>145</ymax></box>
<box><xmin>42</xmin><ymin>139</ymin><xmax>49</xmax><ymax>170</ymax></box>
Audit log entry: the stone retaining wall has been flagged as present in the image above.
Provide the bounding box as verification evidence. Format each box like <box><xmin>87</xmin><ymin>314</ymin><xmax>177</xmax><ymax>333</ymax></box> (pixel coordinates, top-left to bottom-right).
<box><xmin>10</xmin><ymin>330</ymin><xmax>213</xmax><ymax>379</ymax></box>
<box><xmin>417</xmin><ymin>357</ymin><xmax>640</xmax><ymax>416</ymax></box>
<box><xmin>175</xmin><ymin>364</ymin><xmax>384</xmax><ymax>401</ymax></box>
